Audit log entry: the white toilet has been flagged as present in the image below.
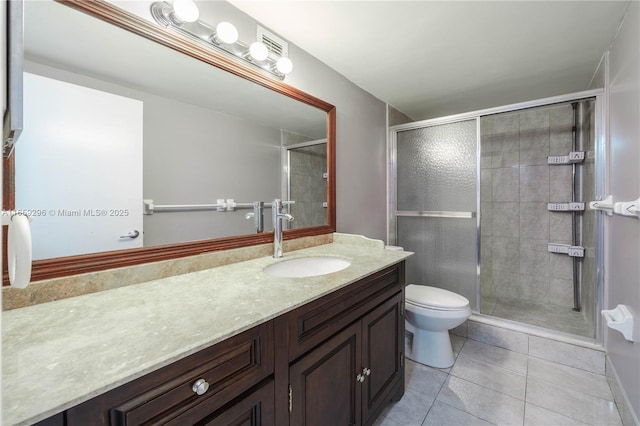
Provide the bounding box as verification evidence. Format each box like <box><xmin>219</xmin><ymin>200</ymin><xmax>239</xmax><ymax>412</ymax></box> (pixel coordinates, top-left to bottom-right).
<box><xmin>405</xmin><ymin>284</ymin><xmax>471</xmax><ymax>368</ymax></box>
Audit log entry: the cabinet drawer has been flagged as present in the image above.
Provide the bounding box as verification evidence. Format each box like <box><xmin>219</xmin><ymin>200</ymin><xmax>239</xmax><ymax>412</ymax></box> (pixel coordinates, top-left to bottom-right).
<box><xmin>287</xmin><ymin>263</ymin><xmax>404</xmax><ymax>361</ymax></box>
<box><xmin>67</xmin><ymin>321</ymin><xmax>274</xmax><ymax>426</ymax></box>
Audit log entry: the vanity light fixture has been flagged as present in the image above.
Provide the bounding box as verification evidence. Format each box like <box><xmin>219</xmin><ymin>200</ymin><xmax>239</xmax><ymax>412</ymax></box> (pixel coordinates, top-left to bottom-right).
<box><xmin>247</xmin><ymin>41</ymin><xmax>269</xmax><ymax>61</ymax></box>
<box><xmin>150</xmin><ymin>0</ymin><xmax>293</xmax><ymax>80</ymax></box>
<box><xmin>171</xmin><ymin>0</ymin><xmax>199</xmax><ymax>23</ymax></box>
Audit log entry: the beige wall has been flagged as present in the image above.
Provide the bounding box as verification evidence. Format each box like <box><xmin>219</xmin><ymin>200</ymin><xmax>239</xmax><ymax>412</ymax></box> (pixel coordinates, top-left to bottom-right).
<box><xmin>605</xmin><ymin>1</ymin><xmax>640</xmax><ymax>423</ymax></box>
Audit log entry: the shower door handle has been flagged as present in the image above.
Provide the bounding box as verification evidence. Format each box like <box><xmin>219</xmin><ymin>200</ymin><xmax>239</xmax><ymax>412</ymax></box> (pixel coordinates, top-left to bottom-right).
<box><xmin>396</xmin><ymin>210</ymin><xmax>475</xmax><ymax>219</ymax></box>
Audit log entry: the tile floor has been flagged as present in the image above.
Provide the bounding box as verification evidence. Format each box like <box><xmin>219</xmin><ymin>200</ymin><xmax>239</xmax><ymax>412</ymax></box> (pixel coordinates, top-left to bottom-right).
<box><xmin>375</xmin><ymin>335</ymin><xmax>622</xmax><ymax>426</ymax></box>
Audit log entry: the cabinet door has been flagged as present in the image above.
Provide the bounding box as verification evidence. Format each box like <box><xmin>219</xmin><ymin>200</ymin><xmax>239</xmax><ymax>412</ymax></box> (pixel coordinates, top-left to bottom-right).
<box><xmin>196</xmin><ymin>379</ymin><xmax>275</xmax><ymax>426</ymax></box>
<box><xmin>361</xmin><ymin>293</ymin><xmax>404</xmax><ymax>425</ymax></box>
<box><xmin>289</xmin><ymin>322</ymin><xmax>362</xmax><ymax>426</ymax></box>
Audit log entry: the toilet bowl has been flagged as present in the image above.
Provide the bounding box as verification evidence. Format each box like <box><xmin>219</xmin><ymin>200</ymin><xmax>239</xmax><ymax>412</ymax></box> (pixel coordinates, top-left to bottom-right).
<box><xmin>405</xmin><ymin>284</ymin><xmax>471</xmax><ymax>368</ymax></box>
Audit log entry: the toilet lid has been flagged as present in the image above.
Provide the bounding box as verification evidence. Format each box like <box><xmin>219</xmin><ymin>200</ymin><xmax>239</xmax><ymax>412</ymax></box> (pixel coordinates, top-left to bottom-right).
<box><xmin>406</xmin><ymin>284</ymin><xmax>470</xmax><ymax>310</ymax></box>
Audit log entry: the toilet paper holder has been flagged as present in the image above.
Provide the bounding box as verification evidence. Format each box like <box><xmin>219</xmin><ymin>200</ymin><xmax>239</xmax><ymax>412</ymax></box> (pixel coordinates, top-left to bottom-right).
<box><xmin>601</xmin><ymin>305</ymin><xmax>636</xmax><ymax>342</ymax></box>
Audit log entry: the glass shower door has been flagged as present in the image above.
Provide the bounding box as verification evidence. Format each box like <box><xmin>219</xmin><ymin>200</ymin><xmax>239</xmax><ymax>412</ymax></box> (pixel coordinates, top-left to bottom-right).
<box><xmin>393</xmin><ymin>119</ymin><xmax>478</xmax><ymax>309</ymax></box>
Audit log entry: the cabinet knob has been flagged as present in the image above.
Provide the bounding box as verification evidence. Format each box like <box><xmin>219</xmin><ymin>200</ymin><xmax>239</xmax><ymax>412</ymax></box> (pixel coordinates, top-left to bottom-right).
<box><xmin>363</xmin><ymin>367</ymin><xmax>371</xmax><ymax>376</ymax></box>
<box><xmin>192</xmin><ymin>378</ymin><xmax>210</xmax><ymax>396</ymax></box>
<box><xmin>356</xmin><ymin>373</ymin><xmax>365</xmax><ymax>383</ymax></box>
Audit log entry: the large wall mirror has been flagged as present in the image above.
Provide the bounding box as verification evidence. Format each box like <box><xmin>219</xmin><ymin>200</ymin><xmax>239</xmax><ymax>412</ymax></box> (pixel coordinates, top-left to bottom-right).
<box><xmin>3</xmin><ymin>0</ymin><xmax>336</xmax><ymax>283</ymax></box>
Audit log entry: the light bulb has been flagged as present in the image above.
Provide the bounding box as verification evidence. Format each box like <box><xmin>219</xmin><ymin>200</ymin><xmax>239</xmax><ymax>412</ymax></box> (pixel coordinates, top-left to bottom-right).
<box><xmin>276</xmin><ymin>57</ymin><xmax>293</xmax><ymax>74</ymax></box>
<box><xmin>248</xmin><ymin>42</ymin><xmax>269</xmax><ymax>61</ymax></box>
<box><xmin>215</xmin><ymin>21</ymin><xmax>238</xmax><ymax>44</ymax></box>
<box><xmin>172</xmin><ymin>0</ymin><xmax>199</xmax><ymax>23</ymax></box>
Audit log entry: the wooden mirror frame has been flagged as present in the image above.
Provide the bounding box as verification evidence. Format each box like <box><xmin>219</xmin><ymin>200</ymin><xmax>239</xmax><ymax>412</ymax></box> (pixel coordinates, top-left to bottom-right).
<box><xmin>3</xmin><ymin>0</ymin><xmax>336</xmax><ymax>283</ymax></box>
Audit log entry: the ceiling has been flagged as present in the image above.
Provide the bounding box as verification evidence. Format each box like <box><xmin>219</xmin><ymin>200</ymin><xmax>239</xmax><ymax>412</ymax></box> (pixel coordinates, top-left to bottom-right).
<box><xmin>229</xmin><ymin>1</ymin><xmax>631</xmax><ymax>120</ymax></box>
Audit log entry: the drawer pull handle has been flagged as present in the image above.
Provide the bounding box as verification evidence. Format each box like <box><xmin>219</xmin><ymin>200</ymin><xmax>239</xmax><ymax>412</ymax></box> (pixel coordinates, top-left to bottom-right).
<box><xmin>192</xmin><ymin>378</ymin><xmax>210</xmax><ymax>396</ymax></box>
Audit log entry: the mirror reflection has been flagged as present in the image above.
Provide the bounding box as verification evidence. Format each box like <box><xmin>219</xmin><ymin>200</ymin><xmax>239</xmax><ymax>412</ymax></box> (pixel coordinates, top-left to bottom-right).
<box><xmin>16</xmin><ymin>0</ymin><xmax>328</xmax><ymax>261</ymax></box>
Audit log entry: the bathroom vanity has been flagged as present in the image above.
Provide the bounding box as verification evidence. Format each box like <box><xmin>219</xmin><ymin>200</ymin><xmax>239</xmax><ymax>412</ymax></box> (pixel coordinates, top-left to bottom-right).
<box><xmin>2</xmin><ymin>237</ymin><xmax>411</xmax><ymax>425</ymax></box>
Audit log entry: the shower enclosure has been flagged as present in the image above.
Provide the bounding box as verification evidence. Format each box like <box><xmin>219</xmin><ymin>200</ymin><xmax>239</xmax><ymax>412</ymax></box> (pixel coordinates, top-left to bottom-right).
<box><xmin>389</xmin><ymin>91</ymin><xmax>603</xmax><ymax>341</ymax></box>
<box><xmin>281</xmin><ymin>135</ymin><xmax>328</xmax><ymax>229</ymax></box>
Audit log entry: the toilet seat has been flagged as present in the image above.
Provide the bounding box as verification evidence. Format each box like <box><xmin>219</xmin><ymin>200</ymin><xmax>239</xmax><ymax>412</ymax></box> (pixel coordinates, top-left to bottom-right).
<box><xmin>406</xmin><ymin>284</ymin><xmax>469</xmax><ymax>311</ymax></box>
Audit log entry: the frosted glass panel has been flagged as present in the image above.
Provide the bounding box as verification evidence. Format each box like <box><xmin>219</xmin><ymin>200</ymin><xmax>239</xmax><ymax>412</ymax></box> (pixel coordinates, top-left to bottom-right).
<box><xmin>398</xmin><ymin>216</ymin><xmax>477</xmax><ymax>309</ymax></box>
<box><xmin>397</xmin><ymin>120</ymin><xmax>477</xmax><ymax>212</ymax></box>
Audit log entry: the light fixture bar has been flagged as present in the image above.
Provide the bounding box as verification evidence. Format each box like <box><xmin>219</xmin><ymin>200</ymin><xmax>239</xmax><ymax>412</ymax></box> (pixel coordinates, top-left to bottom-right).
<box><xmin>150</xmin><ymin>1</ymin><xmax>291</xmax><ymax>80</ymax></box>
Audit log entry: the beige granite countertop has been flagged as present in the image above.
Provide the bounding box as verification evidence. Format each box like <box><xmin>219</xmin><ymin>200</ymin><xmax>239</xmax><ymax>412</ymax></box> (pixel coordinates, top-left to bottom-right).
<box><xmin>2</xmin><ymin>234</ymin><xmax>412</xmax><ymax>425</ymax></box>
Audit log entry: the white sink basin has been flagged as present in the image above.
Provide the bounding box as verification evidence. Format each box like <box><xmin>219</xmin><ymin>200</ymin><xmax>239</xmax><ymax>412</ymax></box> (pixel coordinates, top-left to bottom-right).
<box><xmin>264</xmin><ymin>256</ymin><xmax>351</xmax><ymax>278</ymax></box>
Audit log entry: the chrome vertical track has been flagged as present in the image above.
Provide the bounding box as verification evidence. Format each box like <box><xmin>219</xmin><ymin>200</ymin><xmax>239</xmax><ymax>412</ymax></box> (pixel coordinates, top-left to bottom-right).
<box><xmin>571</xmin><ymin>102</ymin><xmax>583</xmax><ymax>312</ymax></box>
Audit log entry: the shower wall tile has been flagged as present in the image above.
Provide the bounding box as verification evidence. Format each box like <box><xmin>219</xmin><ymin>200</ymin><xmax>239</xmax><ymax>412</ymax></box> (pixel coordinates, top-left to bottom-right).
<box><xmin>520</xmin><ymin>165</ymin><xmax>550</xmax><ymax>202</ymax></box>
<box><xmin>520</xmin><ymin>129</ymin><xmax>550</xmax><ymax>166</ymax></box>
<box><xmin>480</xmin><ymin>169</ymin><xmax>492</xmax><ymax>202</ymax></box>
<box><xmin>481</xmin><ymin>203</ymin><xmax>492</xmax><ymax>237</ymax></box>
<box><xmin>492</xmin><ymin>132</ymin><xmax>520</xmax><ymax>168</ymax></box>
<box><xmin>550</xmin><ymin>254</ymin><xmax>574</xmax><ymax>281</ymax></box>
<box><xmin>480</xmin><ymin>136</ymin><xmax>494</xmax><ymax>169</ymax></box>
<box><xmin>549</xmin><ymin>278</ymin><xmax>574</xmax><ymax>307</ymax></box>
<box><xmin>550</xmin><ymin>129</ymin><xmax>573</xmax><ymax>156</ymax></box>
<box><xmin>549</xmin><ymin>166</ymin><xmax>573</xmax><ymax>201</ymax></box>
<box><xmin>481</xmin><ymin>272</ymin><xmax>495</xmax><ymax>299</ymax></box>
<box><xmin>493</xmin><ymin>237</ymin><xmax>520</xmax><ymax>273</ymax></box>
<box><xmin>520</xmin><ymin>108</ymin><xmax>550</xmax><ymax>131</ymax></box>
<box><xmin>492</xmin><ymin>168</ymin><xmax>520</xmax><ymax>202</ymax></box>
<box><xmin>549</xmin><ymin>213</ymin><xmax>572</xmax><ymax>243</ymax></box>
<box><xmin>519</xmin><ymin>274</ymin><xmax>549</xmax><ymax>302</ymax></box>
<box><xmin>549</xmin><ymin>104</ymin><xmax>574</xmax><ymax>128</ymax></box>
<box><xmin>492</xmin><ymin>203</ymin><xmax>520</xmax><ymax>237</ymax></box>
<box><xmin>520</xmin><ymin>203</ymin><xmax>549</xmax><ymax>239</ymax></box>
<box><xmin>480</xmin><ymin>117</ymin><xmax>494</xmax><ymax>136</ymax></box>
<box><xmin>494</xmin><ymin>269</ymin><xmax>526</xmax><ymax>299</ymax></box>
<box><xmin>519</xmin><ymin>239</ymin><xmax>549</xmax><ymax>277</ymax></box>
<box><xmin>491</xmin><ymin>112</ymin><xmax>520</xmax><ymax>134</ymax></box>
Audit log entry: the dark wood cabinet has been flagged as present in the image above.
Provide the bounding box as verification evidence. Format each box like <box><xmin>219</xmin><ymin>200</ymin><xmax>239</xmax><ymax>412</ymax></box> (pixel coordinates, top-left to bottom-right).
<box><xmin>66</xmin><ymin>322</ymin><xmax>274</xmax><ymax>425</ymax></box>
<box><xmin>288</xmin><ymin>291</ymin><xmax>404</xmax><ymax>426</ymax></box>
<box><xmin>38</xmin><ymin>262</ymin><xmax>405</xmax><ymax>426</ymax></box>
<box><xmin>289</xmin><ymin>322</ymin><xmax>362</xmax><ymax>426</ymax></box>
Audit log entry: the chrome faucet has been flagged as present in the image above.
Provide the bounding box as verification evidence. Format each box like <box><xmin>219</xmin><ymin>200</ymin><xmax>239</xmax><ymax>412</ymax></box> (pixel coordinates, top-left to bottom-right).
<box><xmin>244</xmin><ymin>201</ymin><xmax>265</xmax><ymax>233</ymax></box>
<box><xmin>272</xmin><ymin>199</ymin><xmax>294</xmax><ymax>258</ymax></box>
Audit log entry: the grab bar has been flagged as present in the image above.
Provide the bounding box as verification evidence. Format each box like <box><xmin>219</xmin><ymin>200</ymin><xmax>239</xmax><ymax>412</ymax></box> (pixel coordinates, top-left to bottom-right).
<box><xmin>143</xmin><ymin>199</ymin><xmax>294</xmax><ymax>215</ymax></box>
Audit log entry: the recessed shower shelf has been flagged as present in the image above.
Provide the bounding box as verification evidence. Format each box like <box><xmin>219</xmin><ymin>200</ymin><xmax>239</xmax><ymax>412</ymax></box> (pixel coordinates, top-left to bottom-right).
<box><xmin>547</xmin><ymin>202</ymin><xmax>585</xmax><ymax>212</ymax></box>
<box><xmin>548</xmin><ymin>243</ymin><xmax>584</xmax><ymax>258</ymax></box>
<box><xmin>548</xmin><ymin>151</ymin><xmax>585</xmax><ymax>165</ymax></box>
